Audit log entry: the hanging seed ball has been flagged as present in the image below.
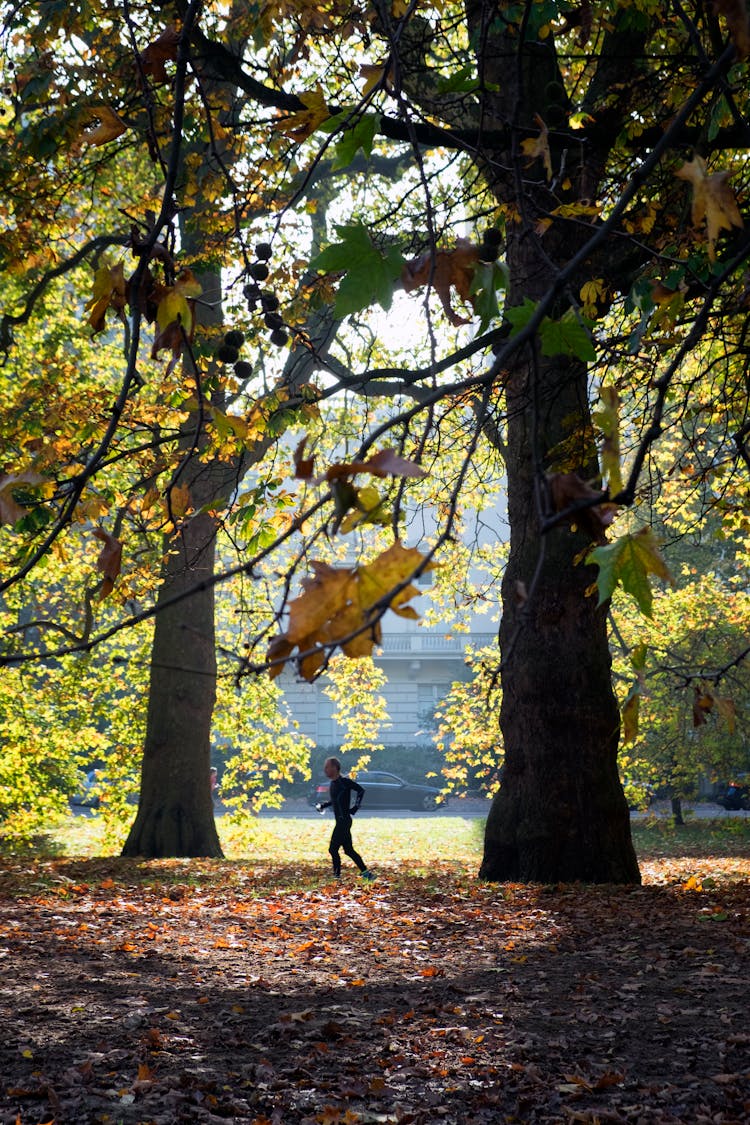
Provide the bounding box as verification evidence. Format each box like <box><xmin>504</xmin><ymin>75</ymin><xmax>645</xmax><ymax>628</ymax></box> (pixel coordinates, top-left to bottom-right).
<box><xmin>264</xmin><ymin>312</ymin><xmax>284</xmax><ymax>330</ymax></box>
<box><xmin>243</xmin><ymin>282</ymin><xmax>261</xmax><ymax>301</ymax></box>
<box><xmin>224</xmin><ymin>329</ymin><xmax>245</xmax><ymax>349</ymax></box>
<box><xmin>261</xmin><ymin>291</ymin><xmax>280</xmax><ymax>312</ymax></box>
<box><xmin>479</xmin><ymin>228</ymin><xmax>502</xmax><ymax>257</ymax></box>
<box><xmin>270</xmin><ymin>328</ymin><xmax>289</xmax><ymax>347</ymax></box>
<box><xmin>249</xmin><ymin>262</ymin><xmax>269</xmax><ymax>281</ymax></box>
<box><xmin>216</xmin><ymin>344</ymin><xmax>240</xmax><ymax>364</ymax></box>
<box><xmin>234</xmin><ymin>360</ymin><xmax>254</xmax><ymax>378</ymax></box>
<box><xmin>255</xmin><ymin>242</ymin><xmax>273</xmax><ymax>261</ymax></box>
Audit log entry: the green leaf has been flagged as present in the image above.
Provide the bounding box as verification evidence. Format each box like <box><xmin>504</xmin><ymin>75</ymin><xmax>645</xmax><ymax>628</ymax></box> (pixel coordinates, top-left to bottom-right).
<box><xmin>506</xmin><ymin>300</ymin><xmax>596</xmax><ymax>361</ymax></box>
<box><xmin>539</xmin><ymin>310</ymin><xmax>597</xmax><ymax>362</ymax></box>
<box><xmin>469</xmin><ymin>261</ymin><xmax>508</xmax><ymax>332</ymax></box>
<box><xmin>587</xmin><ymin>527</ymin><xmax>674</xmax><ymax>617</ymax></box>
<box><xmin>310</xmin><ymin>224</ymin><xmax>405</xmax><ymax>318</ymax></box>
<box><xmin>505</xmin><ymin>297</ymin><xmax>538</xmax><ymax>334</ymax></box>
<box><xmin>331</xmin><ymin>114</ymin><xmax>380</xmax><ymax>170</ymax></box>
<box><xmin>435</xmin><ymin>65</ymin><xmax>490</xmax><ymax>93</ymax></box>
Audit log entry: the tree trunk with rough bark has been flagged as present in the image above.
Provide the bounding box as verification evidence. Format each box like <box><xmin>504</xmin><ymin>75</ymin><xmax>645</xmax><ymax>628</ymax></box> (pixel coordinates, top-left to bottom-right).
<box><xmin>123</xmin><ymin>268</ymin><xmax>229</xmax><ymax>859</ymax></box>
<box><xmin>122</xmin><ymin>507</ymin><xmax>223</xmax><ymax>858</ymax></box>
<box><xmin>466</xmin><ymin>1</ymin><xmax>642</xmax><ymax>882</ymax></box>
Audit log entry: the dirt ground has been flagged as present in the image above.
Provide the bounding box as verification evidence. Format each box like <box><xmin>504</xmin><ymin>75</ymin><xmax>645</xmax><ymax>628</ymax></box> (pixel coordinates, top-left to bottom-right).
<box><xmin>1</xmin><ymin>855</ymin><xmax>749</xmax><ymax>1124</ymax></box>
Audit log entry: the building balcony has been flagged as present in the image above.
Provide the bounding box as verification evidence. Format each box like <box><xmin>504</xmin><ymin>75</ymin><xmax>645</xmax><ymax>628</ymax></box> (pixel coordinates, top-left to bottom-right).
<box><xmin>377</xmin><ymin>632</ymin><xmax>496</xmax><ymax>656</ymax></box>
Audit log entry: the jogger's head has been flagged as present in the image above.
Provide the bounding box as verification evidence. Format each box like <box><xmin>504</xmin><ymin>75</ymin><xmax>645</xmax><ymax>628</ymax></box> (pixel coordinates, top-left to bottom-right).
<box><xmin>324</xmin><ymin>757</ymin><xmax>341</xmax><ymax>779</ymax></box>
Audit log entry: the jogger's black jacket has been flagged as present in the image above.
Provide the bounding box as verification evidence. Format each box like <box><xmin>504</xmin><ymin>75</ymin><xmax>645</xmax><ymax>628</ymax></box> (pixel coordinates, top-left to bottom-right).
<box><xmin>319</xmin><ymin>775</ymin><xmax>364</xmax><ymax>821</ymax></box>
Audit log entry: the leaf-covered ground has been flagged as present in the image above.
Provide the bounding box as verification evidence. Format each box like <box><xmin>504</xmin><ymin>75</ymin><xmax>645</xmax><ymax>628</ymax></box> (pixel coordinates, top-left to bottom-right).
<box><xmin>1</xmin><ymin>823</ymin><xmax>749</xmax><ymax>1124</ymax></box>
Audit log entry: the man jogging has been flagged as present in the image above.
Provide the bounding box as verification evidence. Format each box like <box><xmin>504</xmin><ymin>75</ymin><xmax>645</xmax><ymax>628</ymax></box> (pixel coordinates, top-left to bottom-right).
<box><xmin>316</xmin><ymin>757</ymin><xmax>375</xmax><ymax>881</ymax></box>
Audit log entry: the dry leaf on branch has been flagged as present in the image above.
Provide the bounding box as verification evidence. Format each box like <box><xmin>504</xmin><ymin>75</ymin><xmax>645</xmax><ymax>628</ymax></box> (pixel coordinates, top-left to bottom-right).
<box><xmin>401</xmin><ymin>239</ymin><xmax>479</xmax><ymax>326</ymax></box>
<box><xmin>139</xmin><ymin>25</ymin><xmax>181</xmax><ymax>82</ymax></box>
<box><xmin>520</xmin><ymin>113</ymin><xmax>553</xmax><ymax>181</ymax></box>
<box><xmin>93</xmin><ymin>528</ymin><xmax>123</xmax><ymax>599</ymax></box>
<box><xmin>267</xmin><ymin>543</ymin><xmax>432</xmax><ymax>681</ymax></box>
<box><xmin>79</xmin><ymin>105</ymin><xmax>128</xmax><ymax>148</ymax></box>
<box><xmin>675</xmin><ymin>156</ymin><xmax>744</xmax><ymax>261</ymax></box>
<box><xmin>547</xmin><ymin>472</ymin><xmax>617</xmax><ymax>541</ymax></box>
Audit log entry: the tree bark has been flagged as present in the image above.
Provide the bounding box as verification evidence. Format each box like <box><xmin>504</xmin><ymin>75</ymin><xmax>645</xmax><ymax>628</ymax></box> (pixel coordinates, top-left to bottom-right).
<box><xmin>122</xmin><ymin>507</ymin><xmax>223</xmax><ymax>858</ymax></box>
<box><xmin>479</xmin><ymin>340</ymin><xmax>639</xmax><ymax>882</ymax></box>
<box><xmin>464</xmin><ymin>1</ymin><xmax>642</xmax><ymax>882</ymax></box>
<box><xmin>123</xmin><ymin>269</ymin><xmax>230</xmax><ymax>859</ymax></box>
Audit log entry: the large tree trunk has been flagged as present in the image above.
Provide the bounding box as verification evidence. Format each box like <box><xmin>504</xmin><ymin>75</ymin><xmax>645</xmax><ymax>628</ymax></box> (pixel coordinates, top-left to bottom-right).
<box><xmin>467</xmin><ymin>2</ymin><xmax>642</xmax><ymax>882</ymax></box>
<box><xmin>122</xmin><ymin>507</ymin><xmax>223</xmax><ymax>858</ymax></box>
<box><xmin>479</xmin><ymin>337</ymin><xmax>639</xmax><ymax>882</ymax></box>
<box><xmin>123</xmin><ymin>266</ymin><xmax>228</xmax><ymax>859</ymax></box>
<box><xmin>479</xmin><ymin>355</ymin><xmax>639</xmax><ymax>882</ymax></box>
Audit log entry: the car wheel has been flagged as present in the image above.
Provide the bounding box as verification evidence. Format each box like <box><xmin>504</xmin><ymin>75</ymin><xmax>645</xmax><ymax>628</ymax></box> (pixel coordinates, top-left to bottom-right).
<box><xmin>421</xmin><ymin>794</ymin><xmax>439</xmax><ymax>811</ymax></box>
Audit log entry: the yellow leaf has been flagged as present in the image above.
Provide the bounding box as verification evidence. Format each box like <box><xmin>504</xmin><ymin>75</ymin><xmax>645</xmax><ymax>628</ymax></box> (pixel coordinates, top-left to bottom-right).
<box><xmin>520</xmin><ymin>114</ymin><xmax>552</xmax><ymax>181</ymax></box>
<box><xmin>595</xmin><ymin>384</ymin><xmax>623</xmax><ymax>496</ymax></box>
<box><xmin>167</xmin><ymin>482</ymin><xmax>192</xmax><ymax>519</ymax></box>
<box><xmin>278</xmin><ymin>88</ymin><xmax>330</xmax><ymax>142</ymax></box>
<box><xmin>86</xmin><ymin>262</ymin><xmax>127</xmax><ymax>333</ymax></box>
<box><xmin>675</xmin><ymin>156</ymin><xmax>744</xmax><ymax>261</ymax></box>
<box><xmin>360</xmin><ymin>63</ymin><xmax>390</xmax><ymax>96</ymax></box>
<box><xmin>287</xmin><ymin>562</ymin><xmax>357</xmax><ymax>647</ymax></box>
<box><xmin>155</xmin><ymin>269</ymin><xmax>202</xmax><ymax>333</ymax></box>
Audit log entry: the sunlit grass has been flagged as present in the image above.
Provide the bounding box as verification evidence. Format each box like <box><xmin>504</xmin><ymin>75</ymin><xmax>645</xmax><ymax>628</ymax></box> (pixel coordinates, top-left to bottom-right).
<box><xmin>42</xmin><ymin>809</ymin><xmax>750</xmax><ymax>876</ymax></box>
<box><xmin>47</xmin><ymin>809</ymin><xmax>487</xmax><ymax>866</ymax></box>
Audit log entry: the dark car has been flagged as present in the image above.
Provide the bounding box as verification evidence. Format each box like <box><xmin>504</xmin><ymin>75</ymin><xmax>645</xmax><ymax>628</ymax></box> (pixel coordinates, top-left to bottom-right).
<box><xmin>716</xmin><ymin>779</ymin><xmax>750</xmax><ymax>811</ymax></box>
<box><xmin>308</xmin><ymin>770</ymin><xmax>445</xmax><ymax>812</ymax></box>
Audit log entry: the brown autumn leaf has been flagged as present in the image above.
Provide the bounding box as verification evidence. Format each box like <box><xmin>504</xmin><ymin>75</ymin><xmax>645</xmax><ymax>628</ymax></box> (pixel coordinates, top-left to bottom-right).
<box><xmin>401</xmin><ymin>238</ymin><xmax>479</xmax><ymax>326</ymax></box>
<box><xmin>362</xmin><ymin>449</ymin><xmax>427</xmax><ymax>479</ymax></box>
<box><xmin>547</xmin><ymin>471</ymin><xmax>617</xmax><ymax>542</ymax></box>
<box><xmin>293</xmin><ymin>436</ymin><xmax>315</xmax><ymax>480</ymax></box>
<box><xmin>267</xmin><ymin>543</ymin><xmax>430</xmax><ymax>681</ymax></box>
<box><xmin>0</xmin><ymin>471</ymin><xmax>45</xmax><ymax>526</ymax></box>
<box><xmin>693</xmin><ymin>684</ymin><xmax>714</xmax><ymax>727</ymax></box>
<box><xmin>675</xmin><ymin>156</ymin><xmax>744</xmax><ymax>261</ymax></box>
<box><xmin>323</xmin><ymin>448</ymin><xmax>427</xmax><ymax>483</ymax></box>
<box><xmin>93</xmin><ymin>528</ymin><xmax>123</xmax><ymax>599</ymax></box>
<box><xmin>80</xmin><ymin>105</ymin><xmax>127</xmax><ymax>147</ymax></box>
<box><xmin>139</xmin><ymin>25</ymin><xmax>181</xmax><ymax>83</ymax></box>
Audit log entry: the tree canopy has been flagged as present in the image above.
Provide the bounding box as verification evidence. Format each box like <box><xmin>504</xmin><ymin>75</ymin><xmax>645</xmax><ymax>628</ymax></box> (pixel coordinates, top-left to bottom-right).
<box><xmin>1</xmin><ymin>0</ymin><xmax>749</xmax><ymax>873</ymax></box>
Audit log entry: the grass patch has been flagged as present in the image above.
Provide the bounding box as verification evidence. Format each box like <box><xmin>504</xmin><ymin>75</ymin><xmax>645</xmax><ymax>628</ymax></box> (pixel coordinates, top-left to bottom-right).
<box><xmin>44</xmin><ymin>810</ymin><xmax>487</xmax><ymax>867</ymax></box>
<box><xmin>38</xmin><ymin>810</ymin><xmax>750</xmax><ymax>878</ymax></box>
<box><xmin>631</xmin><ymin>815</ymin><xmax>750</xmax><ymax>858</ymax></box>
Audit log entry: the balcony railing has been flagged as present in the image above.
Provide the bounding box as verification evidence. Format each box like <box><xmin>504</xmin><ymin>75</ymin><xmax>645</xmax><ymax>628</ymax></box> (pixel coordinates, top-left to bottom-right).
<box><xmin>377</xmin><ymin>632</ymin><xmax>495</xmax><ymax>655</ymax></box>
